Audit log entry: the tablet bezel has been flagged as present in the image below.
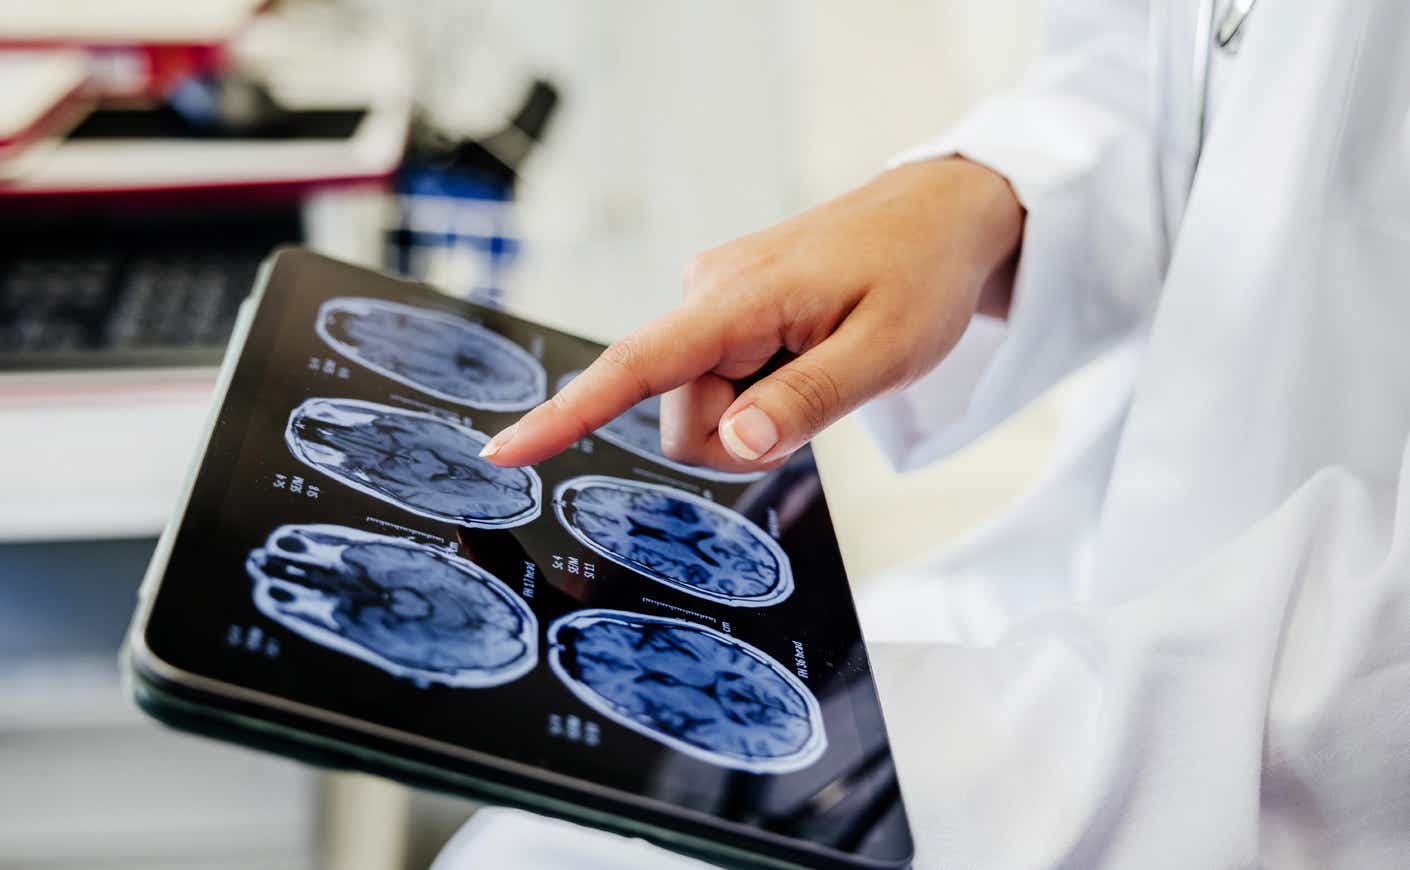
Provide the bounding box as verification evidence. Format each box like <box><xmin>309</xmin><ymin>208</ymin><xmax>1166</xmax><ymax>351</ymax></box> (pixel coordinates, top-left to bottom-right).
<box><xmin>125</xmin><ymin>248</ymin><xmax>914</xmax><ymax>870</ymax></box>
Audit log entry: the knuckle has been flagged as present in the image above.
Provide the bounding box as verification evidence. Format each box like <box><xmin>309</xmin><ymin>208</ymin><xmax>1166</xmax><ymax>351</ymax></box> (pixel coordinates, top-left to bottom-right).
<box><xmin>771</xmin><ymin>361</ymin><xmax>842</xmax><ymax>433</ymax></box>
<box><xmin>658</xmin><ymin>412</ymin><xmax>701</xmax><ymax>464</ymax></box>
<box><xmin>680</xmin><ymin>252</ymin><xmax>715</xmax><ymax>297</ymax></box>
<box><xmin>598</xmin><ymin>337</ymin><xmax>653</xmax><ymax>402</ymax></box>
<box><xmin>658</xmin><ymin>433</ymin><xmax>695</xmax><ymax>463</ymax></box>
<box><xmin>682</xmin><ymin>243</ymin><xmax>767</xmax><ymax>301</ymax></box>
<box><xmin>545</xmin><ymin>391</ymin><xmax>593</xmax><ymax>440</ymax></box>
<box><xmin>600</xmin><ymin>335</ymin><xmax>640</xmax><ymax>371</ymax></box>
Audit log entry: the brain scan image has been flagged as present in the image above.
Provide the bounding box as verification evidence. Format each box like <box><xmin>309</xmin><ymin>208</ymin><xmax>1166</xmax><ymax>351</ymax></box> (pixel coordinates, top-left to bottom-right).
<box><xmin>317</xmin><ymin>298</ymin><xmax>546</xmax><ymax>411</ymax></box>
<box><xmin>553</xmin><ymin>476</ymin><xmax>792</xmax><ymax>607</ymax></box>
<box><xmin>286</xmin><ymin>398</ymin><xmax>541</xmax><ymax>529</ymax></box>
<box><xmin>547</xmin><ymin>610</ymin><xmax>826</xmax><ymax>773</ymax></box>
<box><xmin>247</xmin><ymin>524</ymin><xmax>537</xmax><ymax>688</ymax></box>
<box><xmin>556</xmin><ymin>371</ymin><xmax>763</xmax><ymax>483</ymax></box>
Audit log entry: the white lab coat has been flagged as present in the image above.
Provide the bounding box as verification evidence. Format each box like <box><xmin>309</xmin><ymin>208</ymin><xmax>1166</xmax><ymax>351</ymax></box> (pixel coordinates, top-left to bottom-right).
<box><xmin>860</xmin><ymin>0</ymin><xmax>1410</xmax><ymax>867</ymax></box>
<box><xmin>437</xmin><ymin>2</ymin><xmax>1410</xmax><ymax>868</ymax></box>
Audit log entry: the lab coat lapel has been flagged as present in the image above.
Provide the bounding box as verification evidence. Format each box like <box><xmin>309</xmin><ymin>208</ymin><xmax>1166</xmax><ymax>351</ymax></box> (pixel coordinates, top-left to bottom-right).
<box><xmin>1090</xmin><ymin>0</ymin><xmax>1391</xmax><ymax>594</ymax></box>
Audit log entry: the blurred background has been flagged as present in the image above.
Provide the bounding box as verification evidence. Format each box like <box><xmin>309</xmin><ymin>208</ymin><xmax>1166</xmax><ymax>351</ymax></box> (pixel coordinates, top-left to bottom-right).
<box><xmin>0</xmin><ymin>1</ymin><xmax>1051</xmax><ymax>867</ymax></box>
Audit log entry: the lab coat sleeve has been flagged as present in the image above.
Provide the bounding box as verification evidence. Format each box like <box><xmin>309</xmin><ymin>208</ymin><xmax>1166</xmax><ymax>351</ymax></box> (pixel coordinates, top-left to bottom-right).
<box><xmin>860</xmin><ymin>0</ymin><xmax>1163</xmax><ymax>471</ymax></box>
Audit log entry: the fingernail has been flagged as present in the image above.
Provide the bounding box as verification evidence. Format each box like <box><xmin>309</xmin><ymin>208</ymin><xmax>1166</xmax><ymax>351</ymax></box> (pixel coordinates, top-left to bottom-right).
<box><xmin>720</xmin><ymin>406</ymin><xmax>778</xmax><ymax>461</ymax></box>
<box><xmin>479</xmin><ymin>422</ymin><xmax>520</xmax><ymax>458</ymax></box>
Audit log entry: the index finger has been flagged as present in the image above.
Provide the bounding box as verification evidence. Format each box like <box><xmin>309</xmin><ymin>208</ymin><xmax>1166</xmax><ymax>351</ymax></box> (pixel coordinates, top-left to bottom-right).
<box><xmin>480</xmin><ymin>305</ymin><xmax>728</xmax><ymax>466</ymax></box>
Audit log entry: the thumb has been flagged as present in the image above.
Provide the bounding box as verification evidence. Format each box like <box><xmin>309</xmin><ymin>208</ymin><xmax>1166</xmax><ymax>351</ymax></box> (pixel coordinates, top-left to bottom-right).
<box><xmin>717</xmin><ymin>315</ymin><xmax>907</xmax><ymax>463</ymax></box>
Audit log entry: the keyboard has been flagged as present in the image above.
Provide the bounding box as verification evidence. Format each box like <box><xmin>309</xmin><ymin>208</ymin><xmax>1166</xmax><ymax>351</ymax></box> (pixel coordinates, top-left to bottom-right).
<box><xmin>0</xmin><ymin>207</ymin><xmax>301</xmax><ymax>372</ymax></box>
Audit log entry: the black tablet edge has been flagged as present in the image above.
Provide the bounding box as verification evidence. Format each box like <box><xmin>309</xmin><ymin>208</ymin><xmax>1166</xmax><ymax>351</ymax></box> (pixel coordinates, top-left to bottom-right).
<box><xmin>126</xmin><ymin>246</ymin><xmax>284</xmax><ymax>632</ymax></box>
<box><xmin>122</xmin><ymin>247</ymin><xmax>916</xmax><ymax>870</ymax></box>
<box><xmin>127</xmin><ymin>663</ymin><xmax>781</xmax><ymax>870</ymax></box>
<box><xmin>125</xmin><ymin>645</ymin><xmax>911</xmax><ymax>870</ymax></box>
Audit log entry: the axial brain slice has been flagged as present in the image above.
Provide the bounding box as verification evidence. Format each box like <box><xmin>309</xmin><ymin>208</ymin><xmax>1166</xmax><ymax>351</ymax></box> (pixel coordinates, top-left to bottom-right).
<box><xmin>318</xmin><ymin>298</ymin><xmax>546</xmax><ymax>410</ymax></box>
<box><xmin>248</xmin><ymin>524</ymin><xmax>536</xmax><ymax>687</ymax></box>
<box><xmin>549</xmin><ymin>611</ymin><xmax>825</xmax><ymax>772</ymax></box>
<box><xmin>555</xmin><ymin>476</ymin><xmax>792</xmax><ymax>606</ymax></box>
<box><xmin>287</xmin><ymin>398</ymin><xmax>540</xmax><ymax>528</ymax></box>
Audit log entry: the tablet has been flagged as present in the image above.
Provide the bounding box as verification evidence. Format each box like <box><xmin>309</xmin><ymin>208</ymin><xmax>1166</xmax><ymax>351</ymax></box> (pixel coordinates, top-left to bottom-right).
<box><xmin>125</xmin><ymin>249</ymin><xmax>914</xmax><ymax>870</ymax></box>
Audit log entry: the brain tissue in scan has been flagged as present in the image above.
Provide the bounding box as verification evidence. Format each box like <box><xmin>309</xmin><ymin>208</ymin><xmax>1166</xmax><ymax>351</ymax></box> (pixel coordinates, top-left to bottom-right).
<box><xmin>248</xmin><ymin>524</ymin><xmax>537</xmax><ymax>688</ymax></box>
<box><xmin>317</xmin><ymin>298</ymin><xmax>546</xmax><ymax>411</ymax></box>
<box><xmin>287</xmin><ymin>398</ymin><xmax>541</xmax><ymax>529</ymax></box>
<box><xmin>548</xmin><ymin>610</ymin><xmax>826</xmax><ymax>772</ymax></box>
<box><xmin>555</xmin><ymin>371</ymin><xmax>763</xmax><ymax>483</ymax></box>
<box><xmin>554</xmin><ymin>475</ymin><xmax>793</xmax><ymax>607</ymax></box>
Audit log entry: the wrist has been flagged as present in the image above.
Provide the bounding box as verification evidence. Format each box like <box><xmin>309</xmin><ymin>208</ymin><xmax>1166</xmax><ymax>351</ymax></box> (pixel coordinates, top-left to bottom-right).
<box><xmin>953</xmin><ymin>157</ymin><xmax>1023</xmax><ymax>318</ymax></box>
<box><xmin>881</xmin><ymin>156</ymin><xmax>1024</xmax><ymax>318</ymax></box>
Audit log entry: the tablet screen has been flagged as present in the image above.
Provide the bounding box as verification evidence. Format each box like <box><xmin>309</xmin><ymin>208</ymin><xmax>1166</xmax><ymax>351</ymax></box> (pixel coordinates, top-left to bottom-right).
<box><xmin>143</xmin><ymin>250</ymin><xmax>913</xmax><ymax>865</ymax></box>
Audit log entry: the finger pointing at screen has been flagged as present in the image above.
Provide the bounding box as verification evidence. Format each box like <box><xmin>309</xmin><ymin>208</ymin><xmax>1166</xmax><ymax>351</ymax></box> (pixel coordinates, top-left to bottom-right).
<box><xmin>478</xmin><ymin>158</ymin><xmax>1023</xmax><ymax>473</ymax></box>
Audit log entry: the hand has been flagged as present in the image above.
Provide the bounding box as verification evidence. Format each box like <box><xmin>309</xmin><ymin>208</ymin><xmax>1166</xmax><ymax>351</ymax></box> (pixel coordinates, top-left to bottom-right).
<box><xmin>480</xmin><ymin>157</ymin><xmax>1023</xmax><ymax>471</ymax></box>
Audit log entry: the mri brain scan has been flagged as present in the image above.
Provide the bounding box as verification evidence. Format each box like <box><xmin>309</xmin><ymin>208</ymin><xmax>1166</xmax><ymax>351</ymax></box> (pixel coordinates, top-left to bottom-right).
<box><xmin>548</xmin><ymin>610</ymin><xmax>825</xmax><ymax>772</ymax></box>
<box><xmin>248</xmin><ymin>524</ymin><xmax>536</xmax><ymax>688</ymax></box>
<box><xmin>555</xmin><ymin>371</ymin><xmax>763</xmax><ymax>483</ymax></box>
<box><xmin>554</xmin><ymin>476</ymin><xmax>792</xmax><ymax>607</ymax></box>
<box><xmin>317</xmin><ymin>298</ymin><xmax>546</xmax><ymax>411</ymax></box>
<box><xmin>286</xmin><ymin>398</ymin><xmax>541</xmax><ymax>529</ymax></box>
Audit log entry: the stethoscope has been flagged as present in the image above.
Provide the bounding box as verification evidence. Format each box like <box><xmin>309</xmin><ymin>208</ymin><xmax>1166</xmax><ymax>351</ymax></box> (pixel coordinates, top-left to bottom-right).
<box><xmin>1158</xmin><ymin>0</ymin><xmax>1258</xmax><ymax>246</ymax></box>
<box><xmin>1191</xmin><ymin>0</ymin><xmax>1258</xmax><ymax>172</ymax></box>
